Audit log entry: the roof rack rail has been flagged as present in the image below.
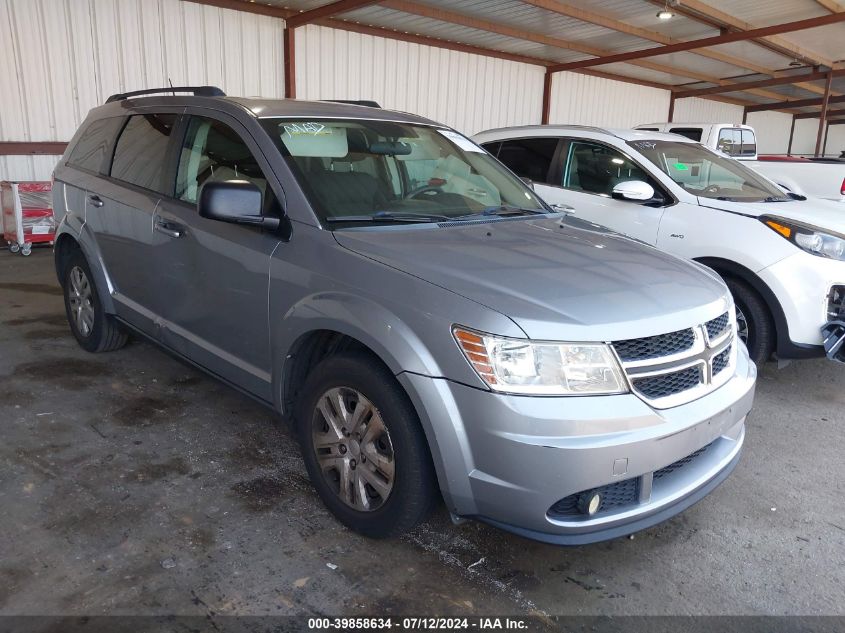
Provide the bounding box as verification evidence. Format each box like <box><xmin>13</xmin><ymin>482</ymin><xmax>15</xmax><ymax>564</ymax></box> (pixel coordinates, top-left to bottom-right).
<box><xmin>106</xmin><ymin>86</ymin><xmax>226</xmax><ymax>103</ymax></box>
<box><xmin>322</xmin><ymin>99</ymin><xmax>382</xmax><ymax>108</ymax></box>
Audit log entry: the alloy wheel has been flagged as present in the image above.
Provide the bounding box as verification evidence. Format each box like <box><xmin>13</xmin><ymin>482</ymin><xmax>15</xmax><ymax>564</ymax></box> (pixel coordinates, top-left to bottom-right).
<box><xmin>68</xmin><ymin>266</ymin><xmax>95</xmax><ymax>337</ymax></box>
<box><xmin>311</xmin><ymin>387</ymin><xmax>395</xmax><ymax>511</ymax></box>
<box><xmin>735</xmin><ymin>305</ymin><xmax>750</xmax><ymax>345</ymax></box>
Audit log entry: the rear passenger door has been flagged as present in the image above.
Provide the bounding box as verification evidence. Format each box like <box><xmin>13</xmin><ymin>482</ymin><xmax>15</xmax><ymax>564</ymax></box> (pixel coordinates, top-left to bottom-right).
<box><xmin>153</xmin><ymin>111</ymin><xmax>284</xmax><ymax>400</ymax></box>
<box><xmin>483</xmin><ymin>137</ymin><xmax>563</xmax><ymax>205</ymax></box>
<box><xmin>85</xmin><ymin>109</ymin><xmax>181</xmax><ymax>333</ymax></box>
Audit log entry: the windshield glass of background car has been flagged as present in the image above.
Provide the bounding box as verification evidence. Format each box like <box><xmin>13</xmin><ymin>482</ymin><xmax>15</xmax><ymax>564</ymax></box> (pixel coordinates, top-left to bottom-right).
<box><xmin>628</xmin><ymin>140</ymin><xmax>785</xmax><ymax>202</ymax></box>
<box><xmin>260</xmin><ymin>119</ymin><xmax>547</xmax><ymax>224</ymax></box>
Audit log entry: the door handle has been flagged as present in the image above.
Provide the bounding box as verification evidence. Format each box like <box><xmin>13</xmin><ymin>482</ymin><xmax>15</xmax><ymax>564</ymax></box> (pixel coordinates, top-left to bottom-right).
<box><xmin>88</xmin><ymin>195</ymin><xmax>104</xmax><ymax>208</ymax></box>
<box><xmin>154</xmin><ymin>217</ymin><xmax>184</xmax><ymax>238</ymax></box>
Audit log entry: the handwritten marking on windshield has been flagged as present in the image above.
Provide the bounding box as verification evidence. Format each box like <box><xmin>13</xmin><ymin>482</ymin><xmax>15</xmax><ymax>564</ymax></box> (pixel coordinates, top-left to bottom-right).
<box><xmin>283</xmin><ymin>122</ymin><xmax>329</xmax><ymax>136</ymax></box>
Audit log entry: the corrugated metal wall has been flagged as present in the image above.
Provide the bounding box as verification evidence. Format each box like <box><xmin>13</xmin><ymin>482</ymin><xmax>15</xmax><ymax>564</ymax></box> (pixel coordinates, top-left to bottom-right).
<box><xmin>671</xmin><ymin>97</ymin><xmax>744</xmax><ymax>124</ymax></box>
<box><xmin>0</xmin><ymin>0</ymin><xmax>827</xmax><ymax>179</ymax></box>
<box><xmin>547</xmin><ymin>72</ymin><xmax>670</xmax><ymax>128</ymax></box>
<box><xmin>790</xmin><ymin>118</ymin><xmax>845</xmax><ymax>157</ymax></box>
<box><xmin>746</xmin><ymin>111</ymin><xmax>794</xmax><ymax>155</ymax></box>
<box><xmin>294</xmin><ymin>25</ymin><xmax>545</xmax><ymax>136</ymax></box>
<box><xmin>0</xmin><ymin>0</ymin><xmax>285</xmax><ymax>180</ymax></box>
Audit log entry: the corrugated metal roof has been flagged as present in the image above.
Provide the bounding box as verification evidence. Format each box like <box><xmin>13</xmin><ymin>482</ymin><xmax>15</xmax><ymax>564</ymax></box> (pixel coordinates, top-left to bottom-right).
<box><xmin>265</xmin><ymin>0</ymin><xmax>843</xmax><ymax>103</ymax></box>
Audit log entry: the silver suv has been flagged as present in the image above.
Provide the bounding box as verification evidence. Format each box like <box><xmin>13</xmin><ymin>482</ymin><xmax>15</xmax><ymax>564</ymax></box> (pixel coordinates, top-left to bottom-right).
<box><xmin>52</xmin><ymin>87</ymin><xmax>756</xmax><ymax>544</ymax></box>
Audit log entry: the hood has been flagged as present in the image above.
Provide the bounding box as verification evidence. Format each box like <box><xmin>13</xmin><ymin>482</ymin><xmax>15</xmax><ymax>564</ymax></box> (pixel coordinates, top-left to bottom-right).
<box><xmin>334</xmin><ymin>217</ymin><xmax>729</xmax><ymax>341</ymax></box>
<box><xmin>699</xmin><ymin>196</ymin><xmax>845</xmax><ymax>233</ymax></box>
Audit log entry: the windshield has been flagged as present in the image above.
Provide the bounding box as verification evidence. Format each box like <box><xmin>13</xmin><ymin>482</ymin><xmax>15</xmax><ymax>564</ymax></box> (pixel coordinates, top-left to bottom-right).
<box><xmin>260</xmin><ymin>119</ymin><xmax>548</xmax><ymax>225</ymax></box>
<box><xmin>627</xmin><ymin>139</ymin><xmax>787</xmax><ymax>202</ymax></box>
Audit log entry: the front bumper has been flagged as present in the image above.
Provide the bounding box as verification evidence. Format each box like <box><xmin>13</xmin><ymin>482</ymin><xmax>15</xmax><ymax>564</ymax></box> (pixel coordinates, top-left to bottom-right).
<box><xmin>758</xmin><ymin>251</ymin><xmax>845</xmax><ymax>353</ymax></box>
<box><xmin>399</xmin><ymin>345</ymin><xmax>756</xmax><ymax>545</ymax></box>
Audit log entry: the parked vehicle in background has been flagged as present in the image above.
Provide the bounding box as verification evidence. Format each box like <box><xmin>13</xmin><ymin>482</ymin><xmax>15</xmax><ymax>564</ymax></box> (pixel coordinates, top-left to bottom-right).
<box><xmin>52</xmin><ymin>87</ymin><xmax>756</xmax><ymax>545</ymax></box>
<box><xmin>474</xmin><ymin>125</ymin><xmax>845</xmax><ymax>365</ymax></box>
<box><xmin>634</xmin><ymin>122</ymin><xmax>845</xmax><ymax>204</ymax></box>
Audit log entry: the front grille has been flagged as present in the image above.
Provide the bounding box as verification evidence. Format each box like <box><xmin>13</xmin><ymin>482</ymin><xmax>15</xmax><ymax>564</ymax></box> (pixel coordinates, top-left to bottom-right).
<box><xmin>712</xmin><ymin>345</ymin><xmax>731</xmax><ymax>375</ymax></box>
<box><xmin>705</xmin><ymin>312</ymin><xmax>730</xmax><ymax>340</ymax></box>
<box><xmin>548</xmin><ymin>477</ymin><xmax>640</xmax><ymax>520</ymax></box>
<box><xmin>632</xmin><ymin>365</ymin><xmax>700</xmax><ymax>400</ymax></box>
<box><xmin>828</xmin><ymin>285</ymin><xmax>845</xmax><ymax>320</ymax></box>
<box><xmin>613</xmin><ymin>328</ymin><xmax>695</xmax><ymax>362</ymax></box>
<box><xmin>613</xmin><ymin>311</ymin><xmax>735</xmax><ymax>408</ymax></box>
<box><xmin>653</xmin><ymin>440</ymin><xmax>715</xmax><ymax>482</ymax></box>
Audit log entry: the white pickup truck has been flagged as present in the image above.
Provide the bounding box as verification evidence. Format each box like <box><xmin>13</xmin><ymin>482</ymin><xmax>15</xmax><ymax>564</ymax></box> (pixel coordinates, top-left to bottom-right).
<box><xmin>634</xmin><ymin>122</ymin><xmax>845</xmax><ymax>204</ymax></box>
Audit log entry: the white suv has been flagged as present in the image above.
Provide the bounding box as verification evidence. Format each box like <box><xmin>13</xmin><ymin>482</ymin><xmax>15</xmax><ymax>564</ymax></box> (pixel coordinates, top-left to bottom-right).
<box><xmin>474</xmin><ymin>125</ymin><xmax>845</xmax><ymax>365</ymax></box>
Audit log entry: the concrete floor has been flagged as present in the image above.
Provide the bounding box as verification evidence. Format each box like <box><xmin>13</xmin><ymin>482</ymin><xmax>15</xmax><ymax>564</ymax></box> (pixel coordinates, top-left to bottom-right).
<box><xmin>1</xmin><ymin>247</ymin><xmax>843</xmax><ymax>618</ymax></box>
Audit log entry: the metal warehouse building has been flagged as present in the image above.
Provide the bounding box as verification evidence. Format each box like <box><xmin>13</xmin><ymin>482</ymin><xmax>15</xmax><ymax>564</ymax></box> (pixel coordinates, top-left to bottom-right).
<box><xmin>1</xmin><ymin>0</ymin><xmax>844</xmax><ymax>180</ymax></box>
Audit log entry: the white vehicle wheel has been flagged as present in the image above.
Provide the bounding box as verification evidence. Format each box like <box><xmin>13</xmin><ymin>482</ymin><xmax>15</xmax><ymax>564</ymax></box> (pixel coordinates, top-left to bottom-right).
<box><xmin>21</xmin><ymin>245</ymin><xmax>32</xmax><ymax>256</ymax></box>
<box><xmin>9</xmin><ymin>243</ymin><xmax>20</xmax><ymax>253</ymax></box>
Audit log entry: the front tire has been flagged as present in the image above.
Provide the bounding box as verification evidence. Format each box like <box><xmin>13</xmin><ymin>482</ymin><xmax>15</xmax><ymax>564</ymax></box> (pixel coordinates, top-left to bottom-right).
<box><xmin>725</xmin><ymin>277</ymin><xmax>774</xmax><ymax>365</ymax></box>
<box><xmin>62</xmin><ymin>250</ymin><xmax>128</xmax><ymax>353</ymax></box>
<box><xmin>295</xmin><ymin>352</ymin><xmax>438</xmax><ymax>538</ymax></box>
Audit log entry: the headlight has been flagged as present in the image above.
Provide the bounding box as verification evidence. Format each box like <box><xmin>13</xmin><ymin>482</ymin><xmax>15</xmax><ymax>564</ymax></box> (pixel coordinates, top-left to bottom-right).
<box><xmin>762</xmin><ymin>215</ymin><xmax>845</xmax><ymax>261</ymax></box>
<box><xmin>453</xmin><ymin>327</ymin><xmax>628</xmax><ymax>395</ymax></box>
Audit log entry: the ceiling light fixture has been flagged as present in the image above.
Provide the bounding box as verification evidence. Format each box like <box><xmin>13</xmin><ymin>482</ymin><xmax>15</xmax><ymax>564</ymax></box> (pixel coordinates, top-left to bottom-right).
<box><xmin>657</xmin><ymin>1</ymin><xmax>675</xmax><ymax>19</ymax></box>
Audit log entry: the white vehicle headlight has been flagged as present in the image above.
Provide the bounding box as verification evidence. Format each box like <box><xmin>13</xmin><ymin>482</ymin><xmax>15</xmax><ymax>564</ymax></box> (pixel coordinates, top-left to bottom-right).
<box><xmin>762</xmin><ymin>215</ymin><xmax>845</xmax><ymax>261</ymax></box>
<box><xmin>453</xmin><ymin>327</ymin><xmax>628</xmax><ymax>395</ymax></box>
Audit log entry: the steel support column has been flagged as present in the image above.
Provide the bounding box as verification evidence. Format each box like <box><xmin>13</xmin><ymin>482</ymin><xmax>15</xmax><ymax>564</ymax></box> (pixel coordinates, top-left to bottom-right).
<box><xmin>284</xmin><ymin>27</ymin><xmax>296</xmax><ymax>99</ymax></box>
<box><xmin>787</xmin><ymin>115</ymin><xmax>797</xmax><ymax>155</ymax></box>
<box><xmin>815</xmin><ymin>71</ymin><xmax>833</xmax><ymax>157</ymax></box>
<box><xmin>541</xmin><ymin>71</ymin><xmax>553</xmax><ymax>125</ymax></box>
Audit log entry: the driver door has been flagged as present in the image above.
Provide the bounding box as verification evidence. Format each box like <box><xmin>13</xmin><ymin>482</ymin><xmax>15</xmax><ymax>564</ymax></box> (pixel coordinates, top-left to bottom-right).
<box><xmin>153</xmin><ymin>111</ymin><xmax>284</xmax><ymax>400</ymax></box>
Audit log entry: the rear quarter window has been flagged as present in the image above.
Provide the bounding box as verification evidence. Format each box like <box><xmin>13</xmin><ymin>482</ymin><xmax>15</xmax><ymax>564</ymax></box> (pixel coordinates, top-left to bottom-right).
<box><xmin>110</xmin><ymin>114</ymin><xmax>178</xmax><ymax>192</ymax></box>
<box><xmin>496</xmin><ymin>137</ymin><xmax>559</xmax><ymax>184</ymax></box>
<box><xmin>669</xmin><ymin>128</ymin><xmax>703</xmax><ymax>142</ymax></box>
<box><xmin>67</xmin><ymin>117</ymin><xmax>124</xmax><ymax>173</ymax></box>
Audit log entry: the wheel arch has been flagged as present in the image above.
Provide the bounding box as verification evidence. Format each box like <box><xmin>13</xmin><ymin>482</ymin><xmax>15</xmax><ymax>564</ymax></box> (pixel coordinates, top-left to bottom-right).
<box><xmin>279</xmin><ymin>327</ymin><xmax>457</xmax><ymax>507</ymax></box>
<box><xmin>694</xmin><ymin>256</ymin><xmax>789</xmax><ymax>356</ymax></box>
<box><xmin>53</xmin><ymin>227</ymin><xmax>117</xmax><ymax>314</ymax></box>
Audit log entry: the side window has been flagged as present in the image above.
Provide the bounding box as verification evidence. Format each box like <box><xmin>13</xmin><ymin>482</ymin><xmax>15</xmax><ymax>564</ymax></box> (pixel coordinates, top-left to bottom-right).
<box><xmin>668</xmin><ymin>127</ymin><xmax>703</xmax><ymax>142</ymax></box>
<box><xmin>496</xmin><ymin>138</ymin><xmax>558</xmax><ymax>184</ymax></box>
<box><xmin>176</xmin><ymin>117</ymin><xmax>269</xmax><ymax>205</ymax></box>
<box><xmin>480</xmin><ymin>141</ymin><xmax>501</xmax><ymax>157</ymax></box>
<box><xmin>110</xmin><ymin>114</ymin><xmax>177</xmax><ymax>192</ymax></box>
<box><xmin>740</xmin><ymin>129</ymin><xmax>757</xmax><ymax>156</ymax></box>
<box><xmin>563</xmin><ymin>142</ymin><xmax>653</xmax><ymax>197</ymax></box>
<box><xmin>67</xmin><ymin>117</ymin><xmax>124</xmax><ymax>173</ymax></box>
<box><xmin>716</xmin><ymin>128</ymin><xmax>741</xmax><ymax>156</ymax></box>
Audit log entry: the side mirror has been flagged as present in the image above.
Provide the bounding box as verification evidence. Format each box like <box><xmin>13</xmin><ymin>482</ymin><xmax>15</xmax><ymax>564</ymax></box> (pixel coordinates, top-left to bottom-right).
<box><xmin>198</xmin><ymin>180</ymin><xmax>281</xmax><ymax>230</ymax></box>
<box><xmin>612</xmin><ymin>180</ymin><xmax>655</xmax><ymax>202</ymax></box>
<box><xmin>520</xmin><ymin>176</ymin><xmax>535</xmax><ymax>190</ymax></box>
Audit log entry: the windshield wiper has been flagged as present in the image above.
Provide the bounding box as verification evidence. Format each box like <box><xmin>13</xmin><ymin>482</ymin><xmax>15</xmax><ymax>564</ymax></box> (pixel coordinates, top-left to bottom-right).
<box><xmin>454</xmin><ymin>205</ymin><xmax>548</xmax><ymax>220</ymax></box>
<box><xmin>324</xmin><ymin>211</ymin><xmax>452</xmax><ymax>224</ymax></box>
<box><xmin>763</xmin><ymin>196</ymin><xmax>793</xmax><ymax>202</ymax></box>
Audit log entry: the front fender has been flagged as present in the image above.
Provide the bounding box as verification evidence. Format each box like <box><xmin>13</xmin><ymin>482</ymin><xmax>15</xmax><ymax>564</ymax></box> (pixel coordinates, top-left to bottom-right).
<box><xmin>271</xmin><ymin>291</ymin><xmax>452</xmax><ymax>409</ymax></box>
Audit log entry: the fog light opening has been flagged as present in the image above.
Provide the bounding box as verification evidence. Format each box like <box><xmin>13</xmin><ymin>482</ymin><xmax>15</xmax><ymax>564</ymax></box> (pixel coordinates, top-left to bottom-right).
<box><xmin>577</xmin><ymin>491</ymin><xmax>602</xmax><ymax>516</ymax></box>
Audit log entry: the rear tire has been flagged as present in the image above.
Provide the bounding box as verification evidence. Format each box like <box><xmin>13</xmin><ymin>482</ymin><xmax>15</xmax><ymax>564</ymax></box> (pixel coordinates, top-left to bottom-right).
<box><xmin>724</xmin><ymin>276</ymin><xmax>774</xmax><ymax>365</ymax></box>
<box><xmin>62</xmin><ymin>250</ymin><xmax>128</xmax><ymax>353</ymax></box>
<box><xmin>295</xmin><ymin>352</ymin><xmax>438</xmax><ymax>538</ymax></box>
